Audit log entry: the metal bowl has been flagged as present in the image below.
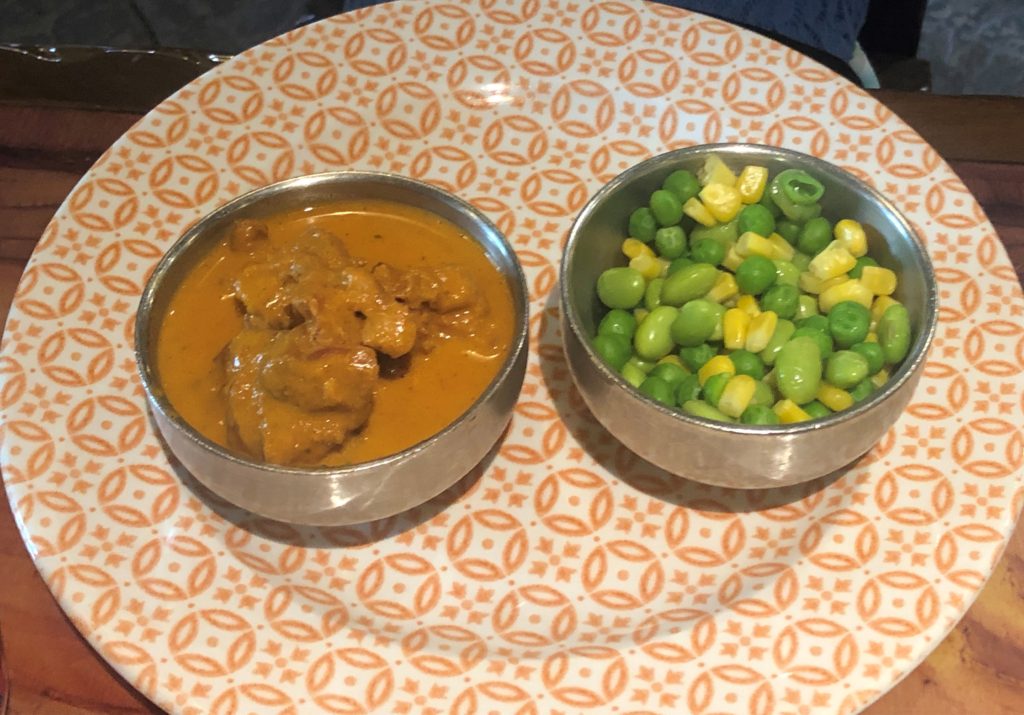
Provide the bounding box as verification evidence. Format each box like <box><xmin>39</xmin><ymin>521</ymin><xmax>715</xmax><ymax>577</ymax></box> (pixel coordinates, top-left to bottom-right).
<box><xmin>136</xmin><ymin>172</ymin><xmax>529</xmax><ymax>525</ymax></box>
<box><xmin>560</xmin><ymin>144</ymin><xmax>938</xmax><ymax>488</ymax></box>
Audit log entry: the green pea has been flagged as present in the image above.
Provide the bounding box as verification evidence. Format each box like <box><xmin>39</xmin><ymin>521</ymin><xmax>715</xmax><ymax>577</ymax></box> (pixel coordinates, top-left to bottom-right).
<box><xmin>741</xmin><ymin>404</ymin><xmax>780</xmax><ymax>425</ymax></box>
<box><xmin>797</xmin><ymin>217</ymin><xmax>832</xmax><ymax>255</ymax></box>
<box><xmin>761</xmin><ymin>283</ymin><xmax>799</xmax><ymax>319</ymax></box>
<box><xmin>850</xmin><ymin>378</ymin><xmax>875</xmax><ymax>402</ymax></box>
<box><xmin>667</xmin><ymin>256</ymin><xmax>694</xmax><ymax>275</ymax></box>
<box><xmin>597</xmin><ymin>267</ymin><xmax>646</xmax><ymax>309</ymax></box>
<box><xmin>650</xmin><ymin>189</ymin><xmax>684</xmax><ymax>227</ymax></box>
<box><xmin>794</xmin><ymin>294</ymin><xmax>819</xmax><ymax>321</ymax></box>
<box><xmin>624</xmin><ymin>356</ymin><xmax>656</xmax><ymax>374</ymax></box>
<box><xmin>738</xmin><ymin>203</ymin><xmax>776</xmax><ymax>237</ymax></box>
<box><xmin>682</xmin><ymin>399</ymin><xmax>734</xmax><ymax>423</ymax></box>
<box><xmin>803</xmin><ymin>400</ymin><xmax>832</xmax><ymax>419</ymax></box>
<box><xmin>628</xmin><ymin>207</ymin><xmax>657</xmax><ymax>243</ymax></box>
<box><xmin>759</xmin><ymin>318</ymin><xmax>796</xmax><ymax>366</ymax></box>
<box><xmin>598</xmin><ymin>308</ymin><xmax>637</xmax><ymax>341</ymax></box>
<box><xmin>701</xmin><ymin>372</ymin><xmax>731</xmax><ymax>408</ymax></box>
<box><xmin>661</xmin><ymin>263</ymin><xmax>719</xmax><ymax>306</ymax></box>
<box><xmin>790</xmin><ymin>251</ymin><xmax>812</xmax><ymax>271</ymax></box>
<box><xmin>690</xmin><ymin>238</ymin><xmax>725</xmax><ymax>266</ymax></box>
<box><xmin>679</xmin><ymin>343</ymin><xmax>716</xmax><ymax>373</ymax></box>
<box><xmin>828</xmin><ymin>301</ymin><xmax>871</xmax><ymax>349</ymax></box>
<box><xmin>689</xmin><ymin>219</ymin><xmax>739</xmax><ymax>247</ymax></box>
<box><xmin>729</xmin><ymin>349</ymin><xmax>765</xmax><ymax>379</ymax></box>
<box><xmin>849</xmin><ymin>255</ymin><xmax>879</xmax><ymax>279</ymax></box>
<box><xmin>634</xmin><ymin>305</ymin><xmax>679</xmax><ymax>361</ymax></box>
<box><xmin>825</xmin><ymin>350</ymin><xmax>870</xmax><ymax>390</ymax></box>
<box><xmin>775</xmin><ymin>219</ymin><xmax>801</xmax><ymax>245</ymax></box>
<box><xmin>620</xmin><ymin>361</ymin><xmax>647</xmax><ymax>388</ymax></box>
<box><xmin>773</xmin><ymin>260</ymin><xmax>800</xmax><ymax>287</ymax></box>
<box><xmin>654</xmin><ymin>226</ymin><xmax>687</xmax><ymax>259</ymax></box>
<box><xmin>735</xmin><ymin>255</ymin><xmax>776</xmax><ymax>295</ymax></box>
<box><xmin>663</xmin><ymin>169</ymin><xmax>701</xmax><ymax>203</ymax></box>
<box><xmin>877</xmin><ymin>303</ymin><xmax>912</xmax><ymax>364</ymax></box>
<box><xmin>592</xmin><ymin>333</ymin><xmax>631</xmax><ymax>370</ymax></box>
<box><xmin>775</xmin><ymin>335</ymin><xmax>823</xmax><ymax>404</ymax></box>
<box><xmin>797</xmin><ymin>314</ymin><xmax>830</xmax><ymax>333</ymax></box>
<box><xmin>749</xmin><ymin>379</ymin><xmax>774</xmax><ymax>408</ymax></box>
<box><xmin>644</xmin><ymin>277</ymin><xmax>664</xmax><ymax>311</ymax></box>
<box><xmin>671</xmin><ymin>299</ymin><xmax>721</xmax><ymax>347</ymax></box>
<box><xmin>650</xmin><ymin>362</ymin><xmax>688</xmax><ymax>390</ymax></box>
<box><xmin>791</xmin><ymin>326</ymin><xmax>833</xmax><ymax>360</ymax></box>
<box><xmin>639</xmin><ymin>376</ymin><xmax>675</xmax><ymax>406</ymax></box>
<box><xmin>851</xmin><ymin>341</ymin><xmax>885</xmax><ymax>376</ymax></box>
<box><xmin>676</xmin><ymin>373</ymin><xmax>702</xmax><ymax>405</ymax></box>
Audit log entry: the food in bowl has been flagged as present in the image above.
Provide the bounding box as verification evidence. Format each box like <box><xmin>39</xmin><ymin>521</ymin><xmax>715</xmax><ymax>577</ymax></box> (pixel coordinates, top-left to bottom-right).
<box><xmin>590</xmin><ymin>153</ymin><xmax>912</xmax><ymax>426</ymax></box>
<box><xmin>157</xmin><ymin>198</ymin><xmax>516</xmax><ymax>467</ymax></box>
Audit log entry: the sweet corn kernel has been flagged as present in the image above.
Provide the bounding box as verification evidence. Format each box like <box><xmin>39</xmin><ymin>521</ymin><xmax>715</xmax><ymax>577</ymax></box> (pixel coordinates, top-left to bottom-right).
<box><xmin>699</xmin><ymin>183</ymin><xmax>743</xmax><ymax>223</ymax></box>
<box><xmin>736</xmin><ymin>231</ymin><xmax>776</xmax><ymax>259</ymax></box>
<box><xmin>774</xmin><ymin>399</ymin><xmax>811</xmax><ymax>423</ymax></box>
<box><xmin>657</xmin><ymin>354</ymin><xmax>688</xmax><ymax>370</ymax></box>
<box><xmin>698</xmin><ymin>355</ymin><xmax>736</xmax><ymax>385</ymax></box>
<box><xmin>768</xmin><ymin>233</ymin><xmax>795</xmax><ymax>261</ymax></box>
<box><xmin>746</xmin><ymin>310</ymin><xmax>779</xmax><ymax>353</ymax></box>
<box><xmin>698</xmin><ymin>153</ymin><xmax>737</xmax><ymax>187</ymax></box>
<box><xmin>816</xmin><ymin>382</ymin><xmax>854</xmax><ymax>411</ymax></box>
<box><xmin>799</xmin><ymin>271</ymin><xmax>848</xmax><ymax>295</ymax></box>
<box><xmin>834</xmin><ymin>218</ymin><xmax>868</xmax><ymax>257</ymax></box>
<box><xmin>809</xmin><ymin>240</ymin><xmax>857</xmax><ymax>280</ymax></box>
<box><xmin>719</xmin><ymin>374</ymin><xmax>758</xmax><ymax>418</ymax></box>
<box><xmin>736</xmin><ymin>294</ymin><xmax>761</xmax><ymax>317</ymax></box>
<box><xmin>870</xmin><ymin>295</ymin><xmax>901</xmax><ymax>329</ymax></box>
<box><xmin>723</xmin><ymin>308</ymin><xmax>751</xmax><ymax>350</ymax></box>
<box><xmin>859</xmin><ymin>265</ymin><xmax>897</xmax><ymax>296</ymax></box>
<box><xmin>683</xmin><ymin>196</ymin><xmax>717</xmax><ymax>227</ymax></box>
<box><xmin>737</xmin><ymin>165</ymin><xmax>768</xmax><ymax>203</ymax></box>
<box><xmin>622</xmin><ymin>237</ymin><xmax>654</xmax><ymax>259</ymax></box>
<box><xmin>871</xmin><ymin>368</ymin><xmax>890</xmax><ymax>389</ymax></box>
<box><xmin>721</xmin><ymin>243</ymin><xmax>745</xmax><ymax>271</ymax></box>
<box><xmin>864</xmin><ymin>331</ymin><xmax>878</xmax><ymax>343</ymax></box>
<box><xmin>633</xmin><ymin>307</ymin><xmax>649</xmax><ymax>323</ymax></box>
<box><xmin>629</xmin><ymin>254</ymin><xmax>662</xmax><ymax>281</ymax></box>
<box><xmin>705</xmin><ymin>271</ymin><xmax>739</xmax><ymax>303</ymax></box>
<box><xmin>819</xmin><ymin>278</ymin><xmax>874</xmax><ymax>313</ymax></box>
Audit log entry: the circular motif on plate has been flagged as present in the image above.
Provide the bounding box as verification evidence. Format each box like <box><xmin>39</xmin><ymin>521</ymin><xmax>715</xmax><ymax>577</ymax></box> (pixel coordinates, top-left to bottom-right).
<box><xmin>483</xmin><ymin>115</ymin><xmax>548</xmax><ymax>166</ymax></box>
<box><xmin>263</xmin><ymin>585</ymin><xmax>348</xmax><ymax>642</ymax></box>
<box><xmin>580</xmin><ymin>2</ymin><xmax>642</xmax><ymax>47</ymax></box>
<box><xmin>632</xmin><ymin>608</ymin><xmax>716</xmax><ymax>664</ymax></box>
<box><xmin>493</xmin><ymin>584</ymin><xmax>576</xmax><ymax>646</ymax></box>
<box><xmin>413</xmin><ymin>4</ymin><xmax>476</xmax><ymax>51</ymax></box>
<box><xmin>12</xmin><ymin>263</ymin><xmax>85</xmax><ymax>321</ymax></box>
<box><xmin>409</xmin><ymin>145</ymin><xmax>478</xmax><ymax>193</ymax></box>
<box><xmin>197</xmin><ymin>75</ymin><xmax>264</xmax><ymax>125</ymax></box>
<box><xmin>582</xmin><ymin>540</ymin><xmax>665</xmax><ymax>609</ymax></box>
<box><xmin>665</xmin><ymin>506</ymin><xmax>745</xmax><ymax>567</ymax></box>
<box><xmin>773</xmin><ymin>619</ymin><xmax>858</xmax><ymax>686</ymax></box>
<box><xmin>679</xmin><ymin>20</ymin><xmax>742</xmax><ymax>66</ymax></box>
<box><xmin>343</xmin><ymin>28</ymin><xmax>407</xmax><ymax>77</ymax></box>
<box><xmin>542</xmin><ymin>646</ymin><xmax>628</xmax><ymax>707</ymax></box>
<box><xmin>305</xmin><ymin>648</ymin><xmax>393</xmax><ymax>713</ymax></box>
<box><xmin>534</xmin><ymin>468</ymin><xmax>613</xmax><ymax>536</ymax></box>
<box><xmin>66</xmin><ymin>395</ymin><xmax>146</xmax><ymax>457</ymax></box>
<box><xmin>450</xmin><ymin>682</ymin><xmax>538</xmax><ymax>715</ymax></box>
<box><xmin>617</xmin><ymin>49</ymin><xmax>681</xmax><ymax>98</ymax></box>
<box><xmin>38</xmin><ymin>328</ymin><xmax>114</xmax><ymax>388</ymax></box>
<box><xmin>131</xmin><ymin>534</ymin><xmax>216</xmax><ymax>600</ymax></box>
<box><xmin>401</xmin><ymin>625</ymin><xmax>487</xmax><ymax>676</ymax></box>
<box><xmin>721</xmin><ymin>67</ymin><xmax>785</xmax><ymax>116</ymax></box>
<box><xmin>303</xmin><ymin>107</ymin><xmax>371</xmax><ymax>166</ymax></box>
<box><xmin>98</xmin><ymin>464</ymin><xmax>180</xmax><ymax>528</ymax></box>
<box><xmin>513</xmin><ymin>28</ymin><xmax>576</xmax><ymax>77</ymax></box>
<box><xmin>446</xmin><ymin>509</ymin><xmax>528</xmax><ymax>580</ymax></box>
<box><xmin>447</xmin><ymin>55</ymin><xmax>514</xmax><ymax>109</ymax></box>
<box><xmin>227</xmin><ymin>131</ymin><xmax>297</xmax><ymax>185</ymax></box>
<box><xmin>67</xmin><ymin>179</ymin><xmax>139</xmax><ymax>232</ymax></box>
<box><xmin>16</xmin><ymin>490</ymin><xmax>86</xmax><ymax>557</ymax></box>
<box><xmin>210</xmin><ymin>684</ymin><xmax>297</xmax><ymax>715</ymax></box>
<box><xmin>551</xmin><ymin>80</ymin><xmax>615</xmax><ymax>138</ymax></box>
<box><xmin>375</xmin><ymin>82</ymin><xmax>442</xmax><ymax>139</ymax></box>
<box><xmin>356</xmin><ymin>553</ymin><xmax>441</xmax><ymax>618</ymax></box>
<box><xmin>272</xmin><ymin>52</ymin><xmax>338</xmax><ymax>101</ymax></box>
<box><xmin>519</xmin><ymin>169</ymin><xmax>588</xmax><ymax>217</ymax></box>
<box><xmin>169</xmin><ymin>609</ymin><xmax>256</xmax><ymax>677</ymax></box>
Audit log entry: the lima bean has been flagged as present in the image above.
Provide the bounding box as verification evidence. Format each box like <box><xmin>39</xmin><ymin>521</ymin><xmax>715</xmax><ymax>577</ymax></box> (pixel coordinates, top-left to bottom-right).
<box><xmin>634</xmin><ymin>305</ymin><xmax>679</xmax><ymax>361</ymax></box>
<box><xmin>661</xmin><ymin>263</ymin><xmax>719</xmax><ymax>306</ymax></box>
<box><xmin>775</xmin><ymin>336</ymin><xmax>822</xmax><ymax>404</ymax></box>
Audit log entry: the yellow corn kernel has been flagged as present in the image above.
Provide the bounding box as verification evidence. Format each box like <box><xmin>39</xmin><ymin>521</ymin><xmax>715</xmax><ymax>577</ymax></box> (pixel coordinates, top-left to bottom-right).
<box><xmin>697</xmin><ymin>153</ymin><xmax>737</xmax><ymax>187</ymax></box>
<box><xmin>657</xmin><ymin>354</ymin><xmax>688</xmax><ymax>370</ymax></box>
<box><xmin>834</xmin><ymin>218</ymin><xmax>868</xmax><ymax>257</ymax></box>
<box><xmin>719</xmin><ymin>374</ymin><xmax>758</xmax><ymax>418</ymax></box>
<box><xmin>799</xmin><ymin>271</ymin><xmax>848</xmax><ymax>295</ymax></box>
<box><xmin>683</xmin><ymin>196</ymin><xmax>717</xmax><ymax>227</ymax></box>
<box><xmin>698</xmin><ymin>354</ymin><xmax>736</xmax><ymax>385</ymax></box>
<box><xmin>736</xmin><ymin>294</ymin><xmax>761</xmax><ymax>317</ymax></box>
<box><xmin>870</xmin><ymin>295</ymin><xmax>901</xmax><ymax>329</ymax></box>
<box><xmin>768</xmin><ymin>233</ymin><xmax>795</xmax><ymax>261</ymax></box>
<box><xmin>859</xmin><ymin>265</ymin><xmax>897</xmax><ymax>296</ymax></box>
<box><xmin>736</xmin><ymin>231</ymin><xmax>776</xmax><ymax>259</ymax></box>
<box><xmin>622</xmin><ymin>237</ymin><xmax>654</xmax><ymax>260</ymax></box>
<box><xmin>745</xmin><ymin>310</ymin><xmax>779</xmax><ymax>353</ymax></box>
<box><xmin>773</xmin><ymin>399</ymin><xmax>811</xmax><ymax>423</ymax></box>
<box><xmin>864</xmin><ymin>331</ymin><xmax>878</xmax><ymax>343</ymax></box>
<box><xmin>816</xmin><ymin>382</ymin><xmax>854</xmax><ymax>411</ymax></box>
<box><xmin>699</xmin><ymin>183</ymin><xmax>743</xmax><ymax>223</ymax></box>
<box><xmin>629</xmin><ymin>254</ymin><xmax>661</xmax><ymax>281</ymax></box>
<box><xmin>721</xmin><ymin>243</ymin><xmax>745</xmax><ymax>271</ymax></box>
<box><xmin>723</xmin><ymin>308</ymin><xmax>751</xmax><ymax>350</ymax></box>
<box><xmin>633</xmin><ymin>307</ymin><xmax>649</xmax><ymax>323</ymax></box>
<box><xmin>737</xmin><ymin>165</ymin><xmax>768</xmax><ymax>203</ymax></box>
<box><xmin>809</xmin><ymin>240</ymin><xmax>857</xmax><ymax>280</ymax></box>
<box><xmin>819</xmin><ymin>278</ymin><xmax>874</xmax><ymax>313</ymax></box>
<box><xmin>871</xmin><ymin>367</ymin><xmax>890</xmax><ymax>389</ymax></box>
<box><xmin>705</xmin><ymin>271</ymin><xmax>739</xmax><ymax>304</ymax></box>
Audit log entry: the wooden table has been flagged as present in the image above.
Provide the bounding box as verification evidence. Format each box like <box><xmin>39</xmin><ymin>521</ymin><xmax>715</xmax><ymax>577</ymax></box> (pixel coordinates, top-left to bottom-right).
<box><xmin>1</xmin><ymin>89</ymin><xmax>1023</xmax><ymax>714</ymax></box>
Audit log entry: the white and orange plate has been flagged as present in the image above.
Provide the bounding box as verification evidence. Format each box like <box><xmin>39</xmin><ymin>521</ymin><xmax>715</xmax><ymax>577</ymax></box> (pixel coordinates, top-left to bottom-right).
<box><xmin>2</xmin><ymin>2</ymin><xmax>1023</xmax><ymax>714</ymax></box>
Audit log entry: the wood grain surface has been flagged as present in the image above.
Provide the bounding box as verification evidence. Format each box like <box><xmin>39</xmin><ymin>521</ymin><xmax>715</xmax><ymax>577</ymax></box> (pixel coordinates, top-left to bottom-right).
<box><xmin>0</xmin><ymin>93</ymin><xmax>1022</xmax><ymax>714</ymax></box>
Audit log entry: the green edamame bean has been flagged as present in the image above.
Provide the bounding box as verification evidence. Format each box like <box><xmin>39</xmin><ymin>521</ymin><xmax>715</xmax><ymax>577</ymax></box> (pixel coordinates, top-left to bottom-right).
<box><xmin>749</xmin><ymin>379</ymin><xmax>774</xmax><ymax>408</ymax></box>
<box><xmin>628</xmin><ymin>207</ymin><xmax>657</xmax><ymax>243</ymax></box>
<box><xmin>592</xmin><ymin>333</ymin><xmax>631</xmax><ymax>370</ymax></box>
<box><xmin>676</xmin><ymin>373</ymin><xmax>702</xmax><ymax>405</ymax></box>
<box><xmin>775</xmin><ymin>335</ymin><xmax>823</xmax><ymax>404</ymax></box>
<box><xmin>791</xmin><ymin>326</ymin><xmax>833</xmax><ymax>360</ymax></box>
<box><xmin>639</xmin><ymin>376</ymin><xmax>675</xmax><ymax>406</ymax></box>
<box><xmin>735</xmin><ymin>255</ymin><xmax>776</xmax><ymax>295</ymax></box>
<box><xmin>598</xmin><ymin>308</ymin><xmax>637</xmax><ymax>340</ymax></box>
<box><xmin>794</xmin><ymin>294</ymin><xmax>819</xmax><ymax>321</ymax></box>
<box><xmin>775</xmin><ymin>219</ymin><xmax>801</xmax><ymax>245</ymax></box>
<box><xmin>761</xmin><ymin>283</ymin><xmax>799</xmax><ymax>319</ymax></box>
<box><xmin>825</xmin><ymin>350</ymin><xmax>870</xmax><ymax>390</ymax></box>
<box><xmin>828</xmin><ymin>301</ymin><xmax>871</xmax><ymax>349</ymax></box>
<box><xmin>620</xmin><ymin>361</ymin><xmax>647</xmax><ymax>388</ymax></box>
<box><xmin>741</xmin><ymin>404</ymin><xmax>780</xmax><ymax>425</ymax></box>
<box><xmin>671</xmin><ymin>298</ymin><xmax>721</xmax><ymax>347</ymax></box>
<box><xmin>702</xmin><ymin>372</ymin><xmax>730</xmax><ymax>408</ymax></box>
<box><xmin>849</xmin><ymin>255</ymin><xmax>878</xmax><ymax>279</ymax></box>
<box><xmin>663</xmin><ymin>169</ymin><xmax>701</xmax><ymax>203</ymax></box>
<box><xmin>738</xmin><ymin>203</ymin><xmax>776</xmax><ymax>237</ymax></box>
<box><xmin>758</xmin><ymin>188</ymin><xmax>782</xmax><ymax>218</ymax></box>
<box><xmin>679</xmin><ymin>343</ymin><xmax>716</xmax><ymax>372</ymax></box>
<box><xmin>597</xmin><ymin>267</ymin><xmax>645</xmax><ymax>309</ymax></box>
<box><xmin>850</xmin><ymin>378</ymin><xmax>875</xmax><ymax>402</ymax></box>
<box><xmin>661</xmin><ymin>263</ymin><xmax>719</xmax><ymax>306</ymax></box>
<box><xmin>690</xmin><ymin>238</ymin><xmax>725</xmax><ymax>266</ymax></box>
<box><xmin>773</xmin><ymin>260</ymin><xmax>800</xmax><ymax>286</ymax></box>
<box><xmin>650</xmin><ymin>362</ymin><xmax>688</xmax><ymax>390</ymax></box>
<box><xmin>654</xmin><ymin>226</ymin><xmax>687</xmax><ymax>259</ymax></box>
<box><xmin>689</xmin><ymin>219</ymin><xmax>739</xmax><ymax>247</ymax></box>
<box><xmin>729</xmin><ymin>349</ymin><xmax>765</xmax><ymax>379</ymax></box>
<box><xmin>803</xmin><ymin>400</ymin><xmax>832</xmax><ymax>419</ymax></box>
<box><xmin>634</xmin><ymin>305</ymin><xmax>679</xmax><ymax>361</ymax></box>
<box><xmin>667</xmin><ymin>256</ymin><xmax>694</xmax><ymax>275</ymax></box>
<box><xmin>650</xmin><ymin>189</ymin><xmax>684</xmax><ymax>226</ymax></box>
<box><xmin>797</xmin><ymin>216</ymin><xmax>832</xmax><ymax>255</ymax></box>
<box><xmin>851</xmin><ymin>341</ymin><xmax>885</xmax><ymax>376</ymax></box>
<box><xmin>759</xmin><ymin>318</ymin><xmax>796</xmax><ymax>366</ymax></box>
<box><xmin>645</xmin><ymin>277</ymin><xmax>664</xmax><ymax>311</ymax></box>
<box><xmin>624</xmin><ymin>356</ymin><xmax>656</xmax><ymax>374</ymax></box>
<box><xmin>682</xmin><ymin>399</ymin><xmax>735</xmax><ymax>423</ymax></box>
<box><xmin>877</xmin><ymin>303</ymin><xmax>912</xmax><ymax>364</ymax></box>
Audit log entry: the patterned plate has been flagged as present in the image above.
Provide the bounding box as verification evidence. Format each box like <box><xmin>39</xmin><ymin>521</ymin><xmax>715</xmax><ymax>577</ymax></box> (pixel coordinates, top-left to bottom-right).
<box><xmin>2</xmin><ymin>2</ymin><xmax>1023</xmax><ymax>714</ymax></box>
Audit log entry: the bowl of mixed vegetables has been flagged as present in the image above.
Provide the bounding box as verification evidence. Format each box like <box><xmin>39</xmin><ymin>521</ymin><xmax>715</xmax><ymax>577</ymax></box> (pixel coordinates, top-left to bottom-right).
<box><xmin>560</xmin><ymin>144</ymin><xmax>937</xmax><ymax>488</ymax></box>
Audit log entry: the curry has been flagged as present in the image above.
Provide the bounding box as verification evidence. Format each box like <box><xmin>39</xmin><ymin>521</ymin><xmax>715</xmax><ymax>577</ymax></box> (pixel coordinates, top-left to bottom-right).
<box><xmin>156</xmin><ymin>199</ymin><xmax>515</xmax><ymax>467</ymax></box>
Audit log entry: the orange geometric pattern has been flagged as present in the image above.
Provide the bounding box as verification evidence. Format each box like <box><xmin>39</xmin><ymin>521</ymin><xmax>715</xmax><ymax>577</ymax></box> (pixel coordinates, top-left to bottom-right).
<box><xmin>1</xmin><ymin>1</ymin><xmax>1023</xmax><ymax>714</ymax></box>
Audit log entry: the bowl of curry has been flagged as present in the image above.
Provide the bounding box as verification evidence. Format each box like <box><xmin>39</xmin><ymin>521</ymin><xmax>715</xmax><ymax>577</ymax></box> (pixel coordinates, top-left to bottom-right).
<box><xmin>135</xmin><ymin>172</ymin><xmax>529</xmax><ymax>525</ymax></box>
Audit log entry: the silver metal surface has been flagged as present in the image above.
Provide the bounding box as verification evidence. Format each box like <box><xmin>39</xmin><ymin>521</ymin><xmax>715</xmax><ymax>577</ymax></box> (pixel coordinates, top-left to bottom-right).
<box><xmin>136</xmin><ymin>171</ymin><xmax>529</xmax><ymax>525</ymax></box>
<box><xmin>560</xmin><ymin>144</ymin><xmax>938</xmax><ymax>488</ymax></box>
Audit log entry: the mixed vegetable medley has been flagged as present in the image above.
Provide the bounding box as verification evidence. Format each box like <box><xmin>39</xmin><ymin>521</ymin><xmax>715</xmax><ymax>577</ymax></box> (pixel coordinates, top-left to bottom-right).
<box><xmin>592</xmin><ymin>154</ymin><xmax>913</xmax><ymax>425</ymax></box>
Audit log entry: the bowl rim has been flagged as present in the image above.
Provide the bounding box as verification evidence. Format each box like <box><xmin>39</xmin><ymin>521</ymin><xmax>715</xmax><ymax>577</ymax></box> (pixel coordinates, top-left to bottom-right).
<box><xmin>560</xmin><ymin>142</ymin><xmax>939</xmax><ymax>436</ymax></box>
<box><xmin>135</xmin><ymin>169</ymin><xmax>530</xmax><ymax>476</ymax></box>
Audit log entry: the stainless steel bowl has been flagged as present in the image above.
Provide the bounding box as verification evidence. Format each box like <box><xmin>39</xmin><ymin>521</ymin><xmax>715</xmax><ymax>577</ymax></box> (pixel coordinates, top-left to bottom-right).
<box><xmin>561</xmin><ymin>144</ymin><xmax>938</xmax><ymax>488</ymax></box>
<box><xmin>136</xmin><ymin>172</ymin><xmax>529</xmax><ymax>525</ymax></box>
